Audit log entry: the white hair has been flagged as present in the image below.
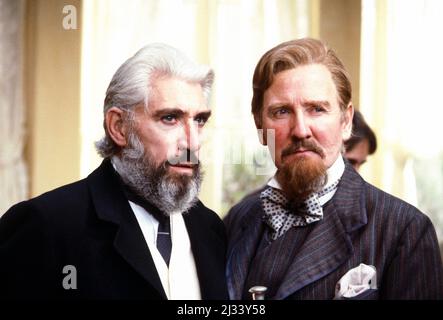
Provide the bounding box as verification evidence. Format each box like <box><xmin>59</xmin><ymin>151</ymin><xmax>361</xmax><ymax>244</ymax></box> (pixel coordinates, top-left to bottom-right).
<box><xmin>95</xmin><ymin>43</ymin><xmax>214</xmax><ymax>158</ymax></box>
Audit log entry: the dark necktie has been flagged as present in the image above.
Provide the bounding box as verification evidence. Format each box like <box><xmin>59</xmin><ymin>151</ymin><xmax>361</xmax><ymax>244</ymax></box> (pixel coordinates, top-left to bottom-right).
<box><xmin>122</xmin><ymin>187</ymin><xmax>172</xmax><ymax>266</ymax></box>
<box><xmin>155</xmin><ymin>215</ymin><xmax>172</xmax><ymax>266</ymax></box>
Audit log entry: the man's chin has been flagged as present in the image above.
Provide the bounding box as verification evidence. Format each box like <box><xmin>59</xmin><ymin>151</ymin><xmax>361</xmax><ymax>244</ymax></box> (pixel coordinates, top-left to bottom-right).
<box><xmin>277</xmin><ymin>153</ymin><xmax>327</xmax><ymax>202</ymax></box>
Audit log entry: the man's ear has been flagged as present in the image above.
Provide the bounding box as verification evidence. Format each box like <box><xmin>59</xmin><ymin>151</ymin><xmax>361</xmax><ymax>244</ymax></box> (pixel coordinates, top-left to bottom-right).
<box><xmin>342</xmin><ymin>103</ymin><xmax>354</xmax><ymax>141</ymax></box>
<box><xmin>105</xmin><ymin>107</ymin><xmax>129</xmax><ymax>147</ymax></box>
<box><xmin>254</xmin><ymin>113</ymin><xmax>267</xmax><ymax>146</ymax></box>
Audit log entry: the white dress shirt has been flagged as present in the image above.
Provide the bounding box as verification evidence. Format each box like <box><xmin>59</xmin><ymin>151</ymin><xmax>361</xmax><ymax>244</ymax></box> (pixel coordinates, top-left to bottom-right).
<box><xmin>129</xmin><ymin>202</ymin><xmax>202</xmax><ymax>300</ymax></box>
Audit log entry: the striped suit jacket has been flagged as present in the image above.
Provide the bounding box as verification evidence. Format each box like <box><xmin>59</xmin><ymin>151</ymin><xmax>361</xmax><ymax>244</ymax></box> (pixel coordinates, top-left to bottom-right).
<box><xmin>224</xmin><ymin>163</ymin><xmax>443</xmax><ymax>300</ymax></box>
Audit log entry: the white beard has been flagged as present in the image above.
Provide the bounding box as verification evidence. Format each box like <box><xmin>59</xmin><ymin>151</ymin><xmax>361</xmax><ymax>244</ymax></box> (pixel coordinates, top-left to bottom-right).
<box><xmin>112</xmin><ymin>131</ymin><xmax>202</xmax><ymax>215</ymax></box>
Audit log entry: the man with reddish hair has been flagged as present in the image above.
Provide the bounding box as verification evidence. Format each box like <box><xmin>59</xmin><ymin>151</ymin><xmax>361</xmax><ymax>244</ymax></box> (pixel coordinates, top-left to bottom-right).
<box><xmin>225</xmin><ymin>38</ymin><xmax>443</xmax><ymax>300</ymax></box>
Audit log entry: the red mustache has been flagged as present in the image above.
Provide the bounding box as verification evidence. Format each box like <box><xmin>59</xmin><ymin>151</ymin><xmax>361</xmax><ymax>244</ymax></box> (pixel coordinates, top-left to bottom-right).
<box><xmin>281</xmin><ymin>140</ymin><xmax>325</xmax><ymax>159</ymax></box>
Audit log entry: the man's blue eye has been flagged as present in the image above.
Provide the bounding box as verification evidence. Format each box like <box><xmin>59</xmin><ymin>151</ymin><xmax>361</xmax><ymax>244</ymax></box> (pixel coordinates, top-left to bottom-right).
<box><xmin>273</xmin><ymin>108</ymin><xmax>290</xmax><ymax>117</ymax></box>
<box><xmin>195</xmin><ymin>117</ymin><xmax>207</xmax><ymax>125</ymax></box>
<box><xmin>162</xmin><ymin>115</ymin><xmax>176</xmax><ymax>122</ymax></box>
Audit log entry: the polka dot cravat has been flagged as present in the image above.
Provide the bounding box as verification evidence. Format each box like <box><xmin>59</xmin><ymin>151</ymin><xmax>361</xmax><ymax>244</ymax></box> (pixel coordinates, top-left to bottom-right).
<box><xmin>261</xmin><ymin>179</ymin><xmax>340</xmax><ymax>240</ymax></box>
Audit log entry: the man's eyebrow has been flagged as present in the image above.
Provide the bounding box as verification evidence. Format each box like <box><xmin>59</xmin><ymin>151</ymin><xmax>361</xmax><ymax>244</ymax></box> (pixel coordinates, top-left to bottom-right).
<box><xmin>266</xmin><ymin>103</ymin><xmax>287</xmax><ymax>109</ymax></box>
<box><xmin>195</xmin><ymin>110</ymin><xmax>212</xmax><ymax>119</ymax></box>
<box><xmin>265</xmin><ymin>100</ymin><xmax>332</xmax><ymax>109</ymax></box>
<box><xmin>152</xmin><ymin>108</ymin><xmax>212</xmax><ymax>120</ymax></box>
<box><xmin>152</xmin><ymin>108</ymin><xmax>185</xmax><ymax>118</ymax></box>
<box><xmin>303</xmin><ymin>100</ymin><xmax>331</xmax><ymax>107</ymax></box>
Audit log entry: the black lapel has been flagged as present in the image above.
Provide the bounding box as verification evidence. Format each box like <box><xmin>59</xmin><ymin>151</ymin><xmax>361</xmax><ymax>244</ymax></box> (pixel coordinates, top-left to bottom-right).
<box><xmin>86</xmin><ymin>159</ymin><xmax>167</xmax><ymax>299</ymax></box>
<box><xmin>183</xmin><ymin>202</ymin><xmax>228</xmax><ymax>300</ymax></box>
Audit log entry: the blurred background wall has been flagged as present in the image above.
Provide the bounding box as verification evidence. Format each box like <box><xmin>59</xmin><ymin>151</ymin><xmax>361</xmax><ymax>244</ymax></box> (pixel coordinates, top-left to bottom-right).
<box><xmin>1</xmin><ymin>0</ymin><xmax>442</xmax><ymax>250</ymax></box>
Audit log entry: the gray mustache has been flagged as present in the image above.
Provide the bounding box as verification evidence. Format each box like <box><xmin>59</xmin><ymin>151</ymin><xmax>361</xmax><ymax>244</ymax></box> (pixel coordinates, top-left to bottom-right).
<box><xmin>167</xmin><ymin>149</ymin><xmax>199</xmax><ymax>165</ymax></box>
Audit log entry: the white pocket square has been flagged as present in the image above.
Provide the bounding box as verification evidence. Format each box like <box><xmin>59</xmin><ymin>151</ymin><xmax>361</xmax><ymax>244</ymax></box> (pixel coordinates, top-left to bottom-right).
<box><xmin>334</xmin><ymin>263</ymin><xmax>377</xmax><ymax>299</ymax></box>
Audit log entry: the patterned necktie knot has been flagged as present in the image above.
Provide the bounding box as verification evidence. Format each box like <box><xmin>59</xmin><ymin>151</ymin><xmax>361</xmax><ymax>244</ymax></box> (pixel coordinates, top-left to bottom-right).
<box><xmin>261</xmin><ymin>179</ymin><xmax>340</xmax><ymax>240</ymax></box>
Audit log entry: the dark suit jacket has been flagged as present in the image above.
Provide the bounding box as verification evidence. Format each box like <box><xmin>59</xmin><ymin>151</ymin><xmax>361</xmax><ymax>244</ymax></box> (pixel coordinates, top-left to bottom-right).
<box><xmin>0</xmin><ymin>159</ymin><xmax>228</xmax><ymax>300</ymax></box>
<box><xmin>224</xmin><ymin>163</ymin><xmax>443</xmax><ymax>300</ymax></box>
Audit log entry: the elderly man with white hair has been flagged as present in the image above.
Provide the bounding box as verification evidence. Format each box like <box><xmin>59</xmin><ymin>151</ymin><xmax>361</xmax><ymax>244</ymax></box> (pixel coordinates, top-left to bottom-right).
<box><xmin>0</xmin><ymin>44</ymin><xmax>228</xmax><ymax>300</ymax></box>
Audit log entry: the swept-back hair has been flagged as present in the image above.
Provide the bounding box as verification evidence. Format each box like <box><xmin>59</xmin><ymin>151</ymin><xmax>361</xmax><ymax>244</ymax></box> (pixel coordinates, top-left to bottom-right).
<box><xmin>95</xmin><ymin>43</ymin><xmax>214</xmax><ymax>158</ymax></box>
<box><xmin>251</xmin><ymin>38</ymin><xmax>352</xmax><ymax>126</ymax></box>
